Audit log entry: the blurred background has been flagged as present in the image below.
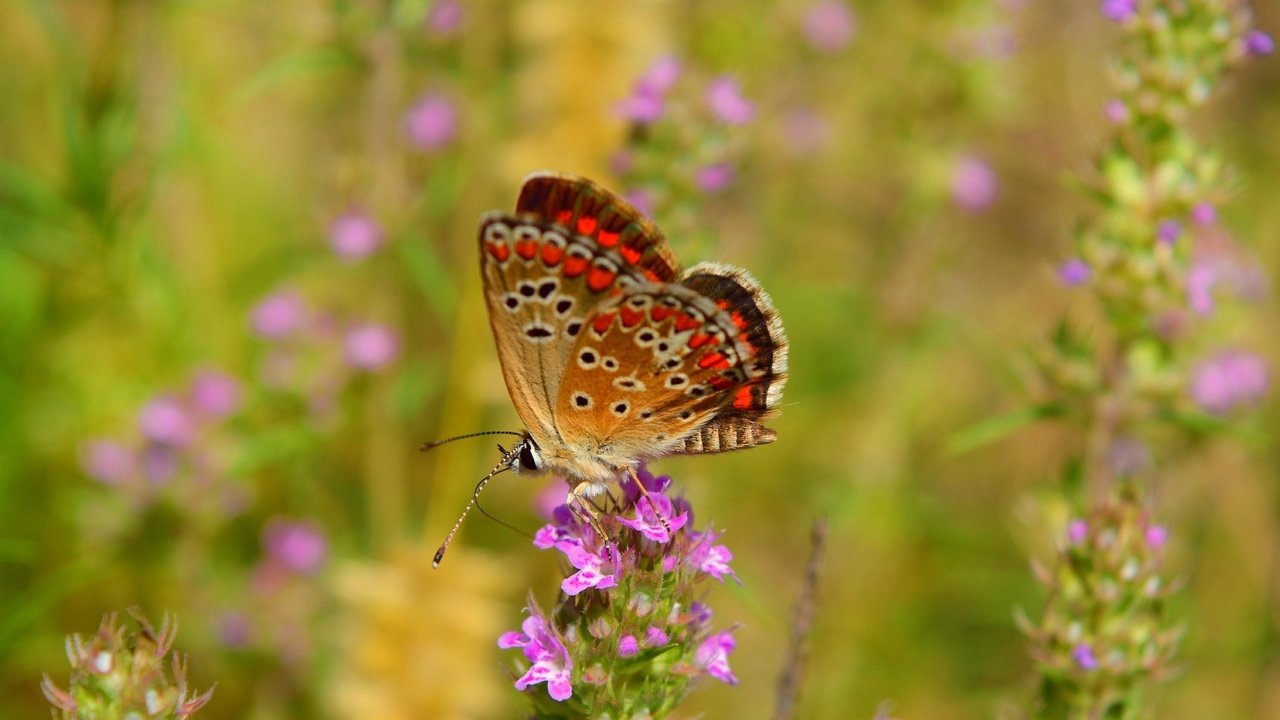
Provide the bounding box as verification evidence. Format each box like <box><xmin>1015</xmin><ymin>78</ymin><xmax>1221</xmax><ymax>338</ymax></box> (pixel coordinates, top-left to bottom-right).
<box><xmin>2</xmin><ymin>1</ymin><xmax>1279</xmax><ymax>718</ymax></box>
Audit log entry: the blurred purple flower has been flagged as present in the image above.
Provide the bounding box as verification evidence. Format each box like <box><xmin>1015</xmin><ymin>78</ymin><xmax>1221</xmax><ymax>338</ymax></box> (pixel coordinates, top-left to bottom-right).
<box><xmin>1100</xmin><ymin>0</ymin><xmax>1137</xmax><ymax>22</ymax></box>
<box><xmin>624</xmin><ymin>188</ymin><xmax>655</xmax><ymax>217</ymax></box>
<box><xmin>803</xmin><ymin>2</ymin><xmax>856</xmax><ymax>53</ymax></box>
<box><xmin>1072</xmin><ymin>643</ymin><xmax>1099</xmax><ymax>670</ymax></box>
<box><xmin>617</xmin><ymin>634</ymin><xmax>639</xmax><ymax>657</ymax></box>
<box><xmin>639</xmin><ymin>57</ymin><xmax>682</xmax><ymax>94</ymax></box>
<box><xmin>425</xmin><ymin>0</ymin><xmax>462</xmax><ymax>36</ymax></box>
<box><xmin>404</xmin><ymin>93</ymin><xmax>459</xmax><ymax>150</ymax></box>
<box><xmin>695</xmin><ymin>631</ymin><xmax>739</xmax><ymax>684</ymax></box>
<box><xmin>1067</xmin><ymin>519</ymin><xmax>1088</xmax><ymax>545</ymax></box>
<box><xmin>1190</xmin><ymin>349</ymin><xmax>1269</xmax><ymax>414</ymax></box>
<box><xmin>706</xmin><ymin>76</ymin><xmax>755</xmax><ymax>125</ymax></box>
<box><xmin>1104</xmin><ymin>99</ymin><xmax>1129</xmax><ymax>124</ymax></box>
<box><xmin>646</xmin><ymin>626</ymin><xmax>669</xmax><ymax>645</ymax></box>
<box><xmin>952</xmin><ymin>155</ymin><xmax>998</xmax><ymax>212</ymax></box>
<box><xmin>82</xmin><ymin>439</ymin><xmax>135</xmax><ymax>485</ymax></box>
<box><xmin>1186</xmin><ymin>262</ymin><xmax>1217</xmax><ymax>315</ymax></box>
<box><xmin>695</xmin><ymin>163</ymin><xmax>736</xmax><ymax>193</ymax></box>
<box><xmin>344</xmin><ymin>324</ymin><xmax>400</xmax><ymax>370</ymax></box>
<box><xmin>218</xmin><ymin>611</ymin><xmax>254</xmax><ymax>648</ymax></box>
<box><xmin>784</xmin><ymin>109</ymin><xmax>829</xmax><ymax>155</ymax></box>
<box><xmin>142</xmin><ymin>444</ymin><xmax>181</xmax><ymax>485</ymax></box>
<box><xmin>1246</xmin><ymin>30</ymin><xmax>1275</xmax><ymax>56</ymax></box>
<box><xmin>251</xmin><ymin>292</ymin><xmax>306</xmax><ymax>339</ymax></box>
<box><xmin>617</xmin><ymin>92</ymin><xmax>666</xmax><ymax>124</ymax></box>
<box><xmin>1156</xmin><ymin>219</ymin><xmax>1181</xmax><ymax>245</ymax></box>
<box><xmin>264</xmin><ymin>519</ymin><xmax>328</xmax><ymax>574</ymax></box>
<box><xmin>1107</xmin><ymin>437</ymin><xmax>1151</xmax><ymax>476</ymax></box>
<box><xmin>1190</xmin><ymin>202</ymin><xmax>1217</xmax><ymax>226</ymax></box>
<box><xmin>190</xmin><ymin>370</ymin><xmax>242</xmax><ymax>419</ymax></box>
<box><xmin>1058</xmin><ymin>258</ymin><xmax>1091</xmax><ymax>287</ymax></box>
<box><xmin>499</xmin><ymin>607</ymin><xmax>574</xmax><ymax>701</ymax></box>
<box><xmin>329</xmin><ymin>211</ymin><xmax>384</xmax><ymax>261</ymax></box>
<box><xmin>138</xmin><ymin>396</ymin><xmax>194</xmax><ymax>446</ymax></box>
<box><xmin>1145</xmin><ymin>524</ymin><xmax>1169</xmax><ymax>549</ymax></box>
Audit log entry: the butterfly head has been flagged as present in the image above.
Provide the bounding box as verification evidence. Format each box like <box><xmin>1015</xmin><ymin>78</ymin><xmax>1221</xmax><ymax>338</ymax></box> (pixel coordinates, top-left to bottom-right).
<box><xmin>507</xmin><ymin>434</ymin><xmax>544</xmax><ymax>474</ymax></box>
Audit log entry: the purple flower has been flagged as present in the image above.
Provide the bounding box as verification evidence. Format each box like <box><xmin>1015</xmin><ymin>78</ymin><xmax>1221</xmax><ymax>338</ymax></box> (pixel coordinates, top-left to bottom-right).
<box><xmin>404</xmin><ymin>93</ymin><xmax>459</xmax><ymax>150</ymax></box>
<box><xmin>499</xmin><ymin>607</ymin><xmax>574</xmax><ymax>701</ymax></box>
<box><xmin>1067</xmin><ymin>519</ymin><xmax>1088</xmax><ymax>545</ymax></box>
<box><xmin>1190</xmin><ymin>350</ymin><xmax>1269</xmax><ymax>414</ymax></box>
<box><xmin>1246</xmin><ymin>30</ymin><xmax>1275</xmax><ymax>56</ymax></box>
<box><xmin>689</xmin><ymin>530</ymin><xmax>738</xmax><ymax>582</ymax></box>
<box><xmin>706</xmin><ymin>76</ymin><xmax>755</xmax><ymax>125</ymax></box>
<box><xmin>645</xmin><ymin>626</ymin><xmax>669</xmax><ymax>646</ymax></box>
<box><xmin>1072</xmin><ymin>643</ymin><xmax>1099</xmax><ymax>670</ymax></box>
<box><xmin>1058</xmin><ymin>258</ymin><xmax>1091</xmax><ymax>287</ymax></box>
<box><xmin>1104</xmin><ymin>99</ymin><xmax>1129</xmax><ymax>124</ymax></box>
<box><xmin>82</xmin><ymin>439</ymin><xmax>136</xmax><ymax>485</ymax></box>
<box><xmin>1191</xmin><ymin>202</ymin><xmax>1217</xmax><ymax>226</ymax></box>
<box><xmin>695</xmin><ymin>630</ymin><xmax>739</xmax><ymax>684</ymax></box>
<box><xmin>251</xmin><ymin>292</ymin><xmax>306</xmax><ymax>339</ymax></box>
<box><xmin>695</xmin><ymin>163</ymin><xmax>736</xmax><ymax>193</ymax></box>
<box><xmin>617</xmin><ymin>91</ymin><xmax>666</xmax><ymax>124</ymax></box>
<box><xmin>1187</xmin><ymin>261</ymin><xmax>1217</xmax><ymax>315</ymax></box>
<box><xmin>784</xmin><ymin>109</ymin><xmax>829</xmax><ymax>155</ymax></box>
<box><xmin>1156</xmin><ymin>219</ymin><xmax>1181</xmax><ymax>245</ymax></box>
<box><xmin>1145</xmin><ymin>524</ymin><xmax>1169</xmax><ymax>549</ymax></box>
<box><xmin>1100</xmin><ymin>0</ymin><xmax>1137</xmax><ymax>22</ymax></box>
<box><xmin>190</xmin><ymin>370</ymin><xmax>242</xmax><ymax>418</ymax></box>
<box><xmin>142</xmin><ymin>444</ymin><xmax>181</xmax><ymax>484</ymax></box>
<box><xmin>559</xmin><ymin>540</ymin><xmax>618</xmax><ymax>596</ymax></box>
<box><xmin>624</xmin><ymin>188</ymin><xmax>655</xmax><ymax>217</ymax></box>
<box><xmin>803</xmin><ymin>2</ymin><xmax>856</xmax><ymax>53</ymax></box>
<box><xmin>618</xmin><ymin>634</ymin><xmax>639</xmax><ymax>657</ymax></box>
<box><xmin>618</xmin><ymin>491</ymin><xmax>689</xmax><ymax>543</ymax></box>
<box><xmin>951</xmin><ymin>154</ymin><xmax>998</xmax><ymax>212</ymax></box>
<box><xmin>329</xmin><ymin>211</ymin><xmax>384</xmax><ymax>260</ymax></box>
<box><xmin>264</xmin><ymin>519</ymin><xmax>328</xmax><ymax>574</ymax></box>
<box><xmin>138</xmin><ymin>396</ymin><xmax>194</xmax><ymax>446</ymax></box>
<box><xmin>425</xmin><ymin>0</ymin><xmax>462</xmax><ymax>36</ymax></box>
<box><xmin>638</xmin><ymin>57</ymin><xmax>681</xmax><ymax>94</ymax></box>
<box><xmin>344</xmin><ymin>323</ymin><xmax>400</xmax><ymax>370</ymax></box>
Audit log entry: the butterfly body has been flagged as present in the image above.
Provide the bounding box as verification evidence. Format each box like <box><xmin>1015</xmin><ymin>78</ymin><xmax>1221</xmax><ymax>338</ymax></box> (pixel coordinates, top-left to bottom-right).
<box><xmin>480</xmin><ymin>173</ymin><xmax>787</xmax><ymax>490</ymax></box>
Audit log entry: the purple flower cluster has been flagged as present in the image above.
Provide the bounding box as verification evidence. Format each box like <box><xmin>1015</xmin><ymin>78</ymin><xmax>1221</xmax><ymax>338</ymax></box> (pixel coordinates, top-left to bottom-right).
<box><xmin>617</xmin><ymin>57</ymin><xmax>682</xmax><ymax>125</ymax></box>
<box><xmin>1190</xmin><ymin>349</ymin><xmax>1269</xmax><ymax>415</ymax></box>
<box><xmin>499</xmin><ymin>467</ymin><xmax>741</xmax><ymax>709</ymax></box>
<box><xmin>81</xmin><ymin>368</ymin><xmax>243</xmax><ymax>496</ymax></box>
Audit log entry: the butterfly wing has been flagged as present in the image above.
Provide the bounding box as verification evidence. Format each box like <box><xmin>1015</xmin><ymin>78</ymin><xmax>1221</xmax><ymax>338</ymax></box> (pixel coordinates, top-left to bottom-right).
<box><xmin>551</xmin><ymin>262</ymin><xmax>787</xmax><ymax>466</ymax></box>
<box><xmin>516</xmin><ymin>172</ymin><xmax>681</xmax><ymax>283</ymax></box>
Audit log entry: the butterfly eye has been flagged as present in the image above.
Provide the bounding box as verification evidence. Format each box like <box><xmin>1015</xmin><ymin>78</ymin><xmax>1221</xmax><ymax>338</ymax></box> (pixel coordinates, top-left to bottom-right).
<box><xmin>518</xmin><ymin>443</ymin><xmax>540</xmax><ymax>471</ymax></box>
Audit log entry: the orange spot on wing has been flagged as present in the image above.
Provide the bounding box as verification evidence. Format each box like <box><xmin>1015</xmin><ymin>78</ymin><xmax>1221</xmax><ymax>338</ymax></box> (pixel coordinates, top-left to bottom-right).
<box><xmin>592</xmin><ymin>312</ymin><xmax>616</xmax><ymax>334</ymax></box>
<box><xmin>555</xmin><ymin>210</ymin><xmax>573</xmax><ymax>225</ymax></box>
<box><xmin>698</xmin><ymin>352</ymin><xmax>729</xmax><ymax>370</ymax></box>
<box><xmin>618</xmin><ymin>244</ymin><xmax>641</xmax><ymax>264</ymax></box>
<box><xmin>730</xmin><ymin>311</ymin><xmax>748</xmax><ymax>330</ymax></box>
<box><xmin>587</xmin><ymin>266</ymin><xmax>617</xmax><ymax>292</ymax></box>
<box><xmin>598</xmin><ymin>230</ymin><xmax>621</xmax><ymax>248</ymax></box>
<box><xmin>675</xmin><ymin>313</ymin><xmax>702</xmax><ymax>332</ymax></box>
<box><xmin>515</xmin><ymin>239</ymin><xmax>538</xmax><ymax>260</ymax></box>
<box><xmin>577</xmin><ymin>216</ymin><xmax>598</xmax><ymax>235</ymax></box>
<box><xmin>540</xmin><ymin>244</ymin><xmax>564</xmax><ymax>266</ymax></box>
<box><xmin>733</xmin><ymin>385</ymin><xmax>754</xmax><ymax>410</ymax></box>
<box><xmin>708</xmin><ymin>375</ymin><xmax>734</xmax><ymax>390</ymax></box>
<box><xmin>643</xmin><ymin>268</ymin><xmax>660</xmax><ymax>281</ymax></box>
<box><xmin>620</xmin><ymin>307</ymin><xmax>644</xmax><ymax>327</ymax></box>
<box><xmin>688</xmin><ymin>333</ymin><xmax>712</xmax><ymax>349</ymax></box>
<box><xmin>486</xmin><ymin>242</ymin><xmax>509</xmax><ymax>262</ymax></box>
<box><xmin>564</xmin><ymin>255</ymin><xmax>589</xmax><ymax>277</ymax></box>
<box><xmin>650</xmin><ymin>306</ymin><xmax>673</xmax><ymax>322</ymax></box>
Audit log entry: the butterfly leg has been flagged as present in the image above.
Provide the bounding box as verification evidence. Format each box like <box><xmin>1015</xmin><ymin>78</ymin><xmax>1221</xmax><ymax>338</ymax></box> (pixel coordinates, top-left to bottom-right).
<box><xmin>626</xmin><ymin>466</ymin><xmax>672</xmax><ymax>538</ymax></box>
<box><xmin>567</xmin><ymin>481</ymin><xmax>612</xmax><ymax>551</ymax></box>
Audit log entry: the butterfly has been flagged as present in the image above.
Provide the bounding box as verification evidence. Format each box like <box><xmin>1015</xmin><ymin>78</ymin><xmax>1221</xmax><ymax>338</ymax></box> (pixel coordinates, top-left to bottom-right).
<box><xmin>432</xmin><ymin>172</ymin><xmax>787</xmax><ymax>566</ymax></box>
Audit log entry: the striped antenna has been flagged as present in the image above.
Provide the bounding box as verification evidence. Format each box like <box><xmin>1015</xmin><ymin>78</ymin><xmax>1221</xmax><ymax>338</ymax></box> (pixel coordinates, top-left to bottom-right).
<box><xmin>432</xmin><ymin>441</ymin><xmax>526</xmax><ymax>569</ymax></box>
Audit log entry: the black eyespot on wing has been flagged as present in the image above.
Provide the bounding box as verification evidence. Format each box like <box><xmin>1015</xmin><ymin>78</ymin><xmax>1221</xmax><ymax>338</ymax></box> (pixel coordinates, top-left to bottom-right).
<box><xmin>555</xmin><ymin>299</ymin><xmax>573</xmax><ymax>315</ymax></box>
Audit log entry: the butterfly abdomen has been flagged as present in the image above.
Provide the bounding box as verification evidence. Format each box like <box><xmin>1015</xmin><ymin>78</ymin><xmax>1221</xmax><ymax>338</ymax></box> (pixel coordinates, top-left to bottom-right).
<box><xmin>678</xmin><ymin>417</ymin><xmax>777</xmax><ymax>454</ymax></box>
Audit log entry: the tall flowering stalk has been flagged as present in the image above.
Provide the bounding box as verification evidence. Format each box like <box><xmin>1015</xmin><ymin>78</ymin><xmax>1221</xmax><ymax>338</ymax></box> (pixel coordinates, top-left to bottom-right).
<box><xmin>499</xmin><ymin>467</ymin><xmax>740</xmax><ymax>718</ymax></box>
<box><xmin>1021</xmin><ymin>2</ymin><xmax>1271</xmax><ymax>718</ymax></box>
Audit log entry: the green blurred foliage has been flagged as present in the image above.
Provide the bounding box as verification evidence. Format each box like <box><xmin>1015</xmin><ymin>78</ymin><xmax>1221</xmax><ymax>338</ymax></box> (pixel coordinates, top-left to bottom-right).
<box><xmin>2</xmin><ymin>1</ymin><xmax>1278</xmax><ymax>718</ymax></box>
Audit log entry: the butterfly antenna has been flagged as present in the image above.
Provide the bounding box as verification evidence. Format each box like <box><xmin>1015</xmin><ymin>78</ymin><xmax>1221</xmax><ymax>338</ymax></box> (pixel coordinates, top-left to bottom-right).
<box><xmin>432</xmin><ymin>442</ymin><xmax>524</xmax><ymax>569</ymax></box>
<box><xmin>420</xmin><ymin>430</ymin><xmax>526</xmax><ymax>452</ymax></box>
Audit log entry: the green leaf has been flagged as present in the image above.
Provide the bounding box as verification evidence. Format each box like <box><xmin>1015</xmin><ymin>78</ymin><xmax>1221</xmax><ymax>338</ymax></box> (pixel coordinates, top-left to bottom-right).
<box><xmin>947</xmin><ymin>404</ymin><xmax>1065</xmax><ymax>455</ymax></box>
